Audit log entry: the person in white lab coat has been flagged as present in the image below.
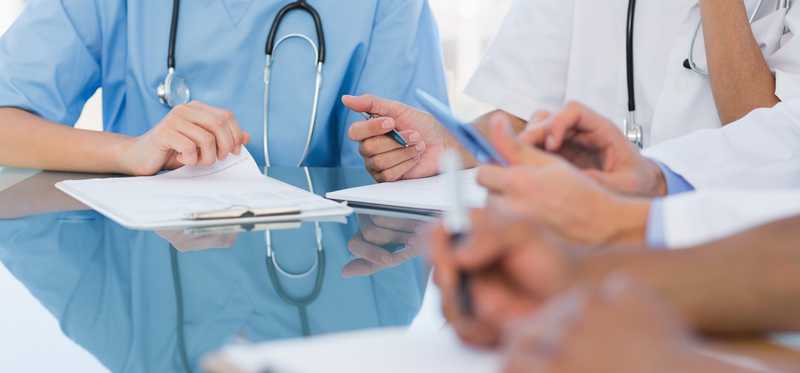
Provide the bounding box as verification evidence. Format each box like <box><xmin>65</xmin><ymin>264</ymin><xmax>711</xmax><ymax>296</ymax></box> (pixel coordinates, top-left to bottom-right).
<box><xmin>344</xmin><ymin>0</ymin><xmax>800</xmax><ymax>182</ymax></box>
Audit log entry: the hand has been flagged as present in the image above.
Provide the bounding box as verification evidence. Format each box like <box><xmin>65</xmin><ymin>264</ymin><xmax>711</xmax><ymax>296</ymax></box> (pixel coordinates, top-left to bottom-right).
<box><xmin>118</xmin><ymin>101</ymin><xmax>251</xmax><ymax>176</ymax></box>
<box><xmin>430</xmin><ymin>209</ymin><xmax>581</xmax><ymax>348</ymax></box>
<box><xmin>477</xmin><ymin>115</ymin><xmax>650</xmax><ymax>245</ymax></box>
<box><xmin>343</xmin><ymin>214</ymin><xmax>425</xmax><ymax>278</ymax></box>
<box><xmin>343</xmin><ymin>95</ymin><xmax>469</xmax><ymax>182</ymax></box>
<box><xmin>157</xmin><ymin>229</ymin><xmax>238</xmax><ymax>252</ymax></box>
<box><xmin>503</xmin><ymin>277</ymin><xmax>725</xmax><ymax>373</ymax></box>
<box><xmin>520</xmin><ymin>102</ymin><xmax>667</xmax><ymax>197</ymax></box>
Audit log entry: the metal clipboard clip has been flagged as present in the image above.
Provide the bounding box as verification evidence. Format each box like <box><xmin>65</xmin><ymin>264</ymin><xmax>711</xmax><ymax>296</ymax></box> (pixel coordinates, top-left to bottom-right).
<box><xmin>187</xmin><ymin>205</ymin><xmax>302</xmax><ymax>221</ymax></box>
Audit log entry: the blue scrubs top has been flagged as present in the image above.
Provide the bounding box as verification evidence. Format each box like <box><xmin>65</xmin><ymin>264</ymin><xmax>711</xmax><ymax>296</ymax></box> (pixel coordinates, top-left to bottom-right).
<box><xmin>0</xmin><ymin>0</ymin><xmax>449</xmax><ymax>166</ymax></box>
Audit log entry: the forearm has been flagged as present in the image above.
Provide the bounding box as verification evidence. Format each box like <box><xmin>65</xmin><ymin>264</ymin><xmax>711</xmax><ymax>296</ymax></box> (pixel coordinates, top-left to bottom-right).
<box><xmin>0</xmin><ymin>108</ymin><xmax>131</xmax><ymax>173</ymax></box>
<box><xmin>582</xmin><ymin>216</ymin><xmax>800</xmax><ymax>334</ymax></box>
<box><xmin>700</xmin><ymin>0</ymin><xmax>779</xmax><ymax>124</ymax></box>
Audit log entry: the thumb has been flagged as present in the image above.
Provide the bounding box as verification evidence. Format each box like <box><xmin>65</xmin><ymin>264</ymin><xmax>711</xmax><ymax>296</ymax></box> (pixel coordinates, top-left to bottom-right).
<box><xmin>342</xmin><ymin>94</ymin><xmax>405</xmax><ymax>119</ymax></box>
<box><xmin>488</xmin><ymin>113</ymin><xmax>526</xmax><ymax>165</ymax></box>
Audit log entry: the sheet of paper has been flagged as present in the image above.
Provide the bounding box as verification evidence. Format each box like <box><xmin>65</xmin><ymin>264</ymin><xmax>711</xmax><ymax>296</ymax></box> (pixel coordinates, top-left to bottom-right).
<box><xmin>56</xmin><ymin>149</ymin><xmax>351</xmax><ymax>229</ymax></box>
<box><xmin>203</xmin><ymin>327</ymin><xmax>501</xmax><ymax>373</ymax></box>
<box><xmin>326</xmin><ymin>169</ymin><xmax>487</xmax><ymax>212</ymax></box>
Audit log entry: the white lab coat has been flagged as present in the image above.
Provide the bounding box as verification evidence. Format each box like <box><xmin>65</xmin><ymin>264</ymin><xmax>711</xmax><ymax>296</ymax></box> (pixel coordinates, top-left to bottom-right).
<box><xmin>467</xmin><ymin>0</ymin><xmax>800</xmax><ymax>147</ymax></box>
<box><xmin>644</xmin><ymin>100</ymin><xmax>800</xmax><ymax>189</ymax></box>
<box><xmin>660</xmin><ymin>189</ymin><xmax>800</xmax><ymax>248</ymax></box>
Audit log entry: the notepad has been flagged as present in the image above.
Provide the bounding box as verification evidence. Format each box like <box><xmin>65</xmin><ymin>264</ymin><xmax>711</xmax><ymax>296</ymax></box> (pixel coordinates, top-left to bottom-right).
<box><xmin>56</xmin><ymin>149</ymin><xmax>352</xmax><ymax>229</ymax></box>
<box><xmin>202</xmin><ymin>327</ymin><xmax>501</xmax><ymax>373</ymax></box>
<box><xmin>326</xmin><ymin>169</ymin><xmax>487</xmax><ymax>214</ymax></box>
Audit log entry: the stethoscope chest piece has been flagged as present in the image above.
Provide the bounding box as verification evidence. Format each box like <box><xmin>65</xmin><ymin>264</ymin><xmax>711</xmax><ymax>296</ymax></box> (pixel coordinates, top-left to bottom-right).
<box><xmin>157</xmin><ymin>67</ymin><xmax>192</xmax><ymax>108</ymax></box>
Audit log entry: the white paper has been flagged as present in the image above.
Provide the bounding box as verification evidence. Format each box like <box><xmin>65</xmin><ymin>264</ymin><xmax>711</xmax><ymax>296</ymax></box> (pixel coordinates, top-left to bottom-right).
<box><xmin>203</xmin><ymin>327</ymin><xmax>500</xmax><ymax>373</ymax></box>
<box><xmin>55</xmin><ymin>149</ymin><xmax>351</xmax><ymax>229</ymax></box>
<box><xmin>326</xmin><ymin>169</ymin><xmax>487</xmax><ymax>213</ymax></box>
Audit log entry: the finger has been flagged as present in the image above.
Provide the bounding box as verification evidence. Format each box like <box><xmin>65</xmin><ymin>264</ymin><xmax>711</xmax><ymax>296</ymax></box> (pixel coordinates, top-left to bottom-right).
<box><xmin>430</xmin><ymin>223</ymin><xmax>459</xmax><ymax>291</ymax></box>
<box><xmin>531</xmin><ymin>110</ymin><xmax>551</xmax><ymax>123</ymax></box>
<box><xmin>541</xmin><ymin>101</ymin><xmax>606</xmax><ymax>151</ymax></box>
<box><xmin>160</xmin><ymin>129</ymin><xmax>199</xmax><ymax>166</ymax></box>
<box><xmin>374</xmin><ymin>156</ymin><xmax>419</xmax><ymax>182</ymax></box>
<box><xmin>349</xmin><ymin>118</ymin><xmax>395</xmax><ymax>142</ymax></box>
<box><xmin>341</xmin><ymin>258</ymin><xmax>384</xmax><ymax>278</ymax></box>
<box><xmin>367</xmin><ymin>146</ymin><xmax>421</xmax><ymax>174</ymax></box>
<box><xmin>342</xmin><ymin>95</ymin><xmax>407</xmax><ymax>119</ymax></box>
<box><xmin>488</xmin><ymin>115</ymin><xmax>555</xmax><ymax>167</ymax></box>
<box><xmin>189</xmin><ymin>101</ymin><xmax>244</xmax><ymax>153</ymax></box>
<box><xmin>177</xmin><ymin>103</ymin><xmax>235</xmax><ymax>159</ymax></box>
<box><xmin>518</xmin><ymin>125</ymin><xmax>548</xmax><ymax>148</ymax></box>
<box><xmin>360</xmin><ymin>222</ymin><xmax>414</xmax><ymax>245</ymax></box>
<box><xmin>370</xmin><ymin>215</ymin><xmax>421</xmax><ymax>233</ymax></box>
<box><xmin>476</xmin><ymin>165</ymin><xmax>516</xmax><ymax>194</ymax></box>
<box><xmin>175</xmin><ymin>120</ymin><xmax>218</xmax><ymax>166</ymax></box>
<box><xmin>348</xmin><ymin>238</ymin><xmax>394</xmax><ymax>266</ymax></box>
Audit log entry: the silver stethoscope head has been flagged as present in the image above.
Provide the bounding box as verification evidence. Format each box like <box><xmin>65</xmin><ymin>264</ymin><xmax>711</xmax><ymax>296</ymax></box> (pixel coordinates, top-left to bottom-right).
<box><xmin>157</xmin><ymin>67</ymin><xmax>192</xmax><ymax>108</ymax></box>
<box><xmin>624</xmin><ymin>111</ymin><xmax>644</xmax><ymax>149</ymax></box>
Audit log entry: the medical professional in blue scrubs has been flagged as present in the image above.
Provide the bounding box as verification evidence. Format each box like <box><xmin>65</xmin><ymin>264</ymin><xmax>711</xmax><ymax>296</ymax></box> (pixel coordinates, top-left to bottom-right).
<box><xmin>0</xmin><ymin>0</ymin><xmax>447</xmax><ymax>173</ymax></box>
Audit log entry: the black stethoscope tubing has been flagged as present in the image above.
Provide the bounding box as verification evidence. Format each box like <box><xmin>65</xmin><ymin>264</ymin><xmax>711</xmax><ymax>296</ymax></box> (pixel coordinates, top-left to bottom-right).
<box><xmin>165</xmin><ymin>0</ymin><xmax>326</xmax><ymax>70</ymax></box>
<box><xmin>626</xmin><ymin>0</ymin><xmax>637</xmax><ymax>114</ymax></box>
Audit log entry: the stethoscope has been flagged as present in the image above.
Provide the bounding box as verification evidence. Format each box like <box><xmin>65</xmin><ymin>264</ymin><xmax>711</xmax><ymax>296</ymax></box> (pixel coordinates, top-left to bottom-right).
<box><xmin>624</xmin><ymin>0</ymin><xmax>790</xmax><ymax>149</ymax></box>
<box><xmin>168</xmin><ymin>169</ymin><xmax>324</xmax><ymax>372</ymax></box>
<box><xmin>157</xmin><ymin>0</ymin><xmax>326</xmax><ymax>167</ymax></box>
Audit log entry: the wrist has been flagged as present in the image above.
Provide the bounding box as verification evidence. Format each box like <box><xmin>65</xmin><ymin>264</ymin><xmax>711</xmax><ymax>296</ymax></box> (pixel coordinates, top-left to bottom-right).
<box><xmin>645</xmin><ymin>158</ymin><xmax>668</xmax><ymax>197</ymax></box>
<box><xmin>110</xmin><ymin>135</ymin><xmax>138</xmax><ymax>175</ymax></box>
<box><xmin>597</xmin><ymin>196</ymin><xmax>651</xmax><ymax>246</ymax></box>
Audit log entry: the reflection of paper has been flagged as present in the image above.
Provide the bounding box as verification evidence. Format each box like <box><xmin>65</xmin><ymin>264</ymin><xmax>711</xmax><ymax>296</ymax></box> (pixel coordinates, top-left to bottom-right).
<box><xmin>203</xmin><ymin>327</ymin><xmax>500</xmax><ymax>373</ymax></box>
<box><xmin>56</xmin><ymin>149</ymin><xmax>351</xmax><ymax>229</ymax></box>
<box><xmin>326</xmin><ymin>169</ymin><xmax>487</xmax><ymax>212</ymax></box>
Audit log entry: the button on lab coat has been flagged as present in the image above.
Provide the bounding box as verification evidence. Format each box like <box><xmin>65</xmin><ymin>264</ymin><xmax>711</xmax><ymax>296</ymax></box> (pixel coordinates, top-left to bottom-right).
<box><xmin>466</xmin><ymin>0</ymin><xmax>800</xmax><ymax>147</ymax></box>
<box><xmin>0</xmin><ymin>0</ymin><xmax>448</xmax><ymax>167</ymax></box>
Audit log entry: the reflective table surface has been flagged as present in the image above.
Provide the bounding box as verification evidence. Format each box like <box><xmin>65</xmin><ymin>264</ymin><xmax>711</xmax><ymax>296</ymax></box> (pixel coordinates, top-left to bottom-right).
<box><xmin>0</xmin><ymin>167</ymin><xmax>437</xmax><ymax>372</ymax></box>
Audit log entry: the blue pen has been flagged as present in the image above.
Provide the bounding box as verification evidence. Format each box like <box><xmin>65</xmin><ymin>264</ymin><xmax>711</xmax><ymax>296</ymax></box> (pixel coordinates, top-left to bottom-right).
<box><xmin>361</xmin><ymin>112</ymin><xmax>408</xmax><ymax>148</ymax></box>
<box><xmin>415</xmin><ymin>90</ymin><xmax>509</xmax><ymax>166</ymax></box>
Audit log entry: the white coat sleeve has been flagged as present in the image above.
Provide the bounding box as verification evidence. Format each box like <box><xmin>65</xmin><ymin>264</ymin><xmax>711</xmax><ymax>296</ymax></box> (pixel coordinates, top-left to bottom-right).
<box><xmin>643</xmin><ymin>101</ymin><xmax>800</xmax><ymax>189</ymax></box>
<box><xmin>660</xmin><ymin>189</ymin><xmax>800</xmax><ymax>248</ymax></box>
<box><xmin>463</xmin><ymin>0</ymin><xmax>575</xmax><ymax>120</ymax></box>
<box><xmin>766</xmin><ymin>5</ymin><xmax>800</xmax><ymax>101</ymax></box>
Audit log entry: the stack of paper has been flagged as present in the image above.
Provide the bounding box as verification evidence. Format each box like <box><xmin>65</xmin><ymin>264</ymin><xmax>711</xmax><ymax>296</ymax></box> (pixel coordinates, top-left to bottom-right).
<box><xmin>203</xmin><ymin>327</ymin><xmax>500</xmax><ymax>373</ymax></box>
<box><xmin>56</xmin><ymin>150</ymin><xmax>352</xmax><ymax>229</ymax></box>
<box><xmin>326</xmin><ymin>169</ymin><xmax>487</xmax><ymax>213</ymax></box>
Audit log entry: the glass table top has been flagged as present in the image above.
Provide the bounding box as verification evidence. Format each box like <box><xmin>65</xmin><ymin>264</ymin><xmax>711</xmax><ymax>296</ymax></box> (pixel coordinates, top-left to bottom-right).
<box><xmin>0</xmin><ymin>167</ymin><xmax>436</xmax><ymax>372</ymax></box>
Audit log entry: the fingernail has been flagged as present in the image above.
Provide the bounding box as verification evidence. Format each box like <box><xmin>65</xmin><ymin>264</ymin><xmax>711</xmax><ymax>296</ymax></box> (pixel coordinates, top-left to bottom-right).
<box><xmin>382</xmin><ymin>119</ymin><xmax>394</xmax><ymax>129</ymax></box>
<box><xmin>602</xmin><ymin>273</ymin><xmax>632</xmax><ymax>301</ymax></box>
<box><xmin>415</xmin><ymin>144</ymin><xmax>425</xmax><ymax>152</ymax></box>
<box><xmin>409</xmin><ymin>133</ymin><xmax>421</xmax><ymax>142</ymax></box>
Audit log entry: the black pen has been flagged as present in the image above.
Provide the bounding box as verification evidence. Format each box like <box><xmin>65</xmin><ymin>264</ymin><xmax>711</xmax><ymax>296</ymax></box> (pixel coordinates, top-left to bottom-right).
<box><xmin>440</xmin><ymin>150</ymin><xmax>474</xmax><ymax>316</ymax></box>
<box><xmin>361</xmin><ymin>112</ymin><xmax>408</xmax><ymax>147</ymax></box>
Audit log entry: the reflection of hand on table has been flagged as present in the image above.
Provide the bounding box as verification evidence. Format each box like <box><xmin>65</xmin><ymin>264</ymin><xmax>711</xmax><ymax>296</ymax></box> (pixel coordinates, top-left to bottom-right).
<box><xmin>157</xmin><ymin>229</ymin><xmax>238</xmax><ymax>252</ymax></box>
<box><xmin>342</xmin><ymin>214</ymin><xmax>425</xmax><ymax>278</ymax></box>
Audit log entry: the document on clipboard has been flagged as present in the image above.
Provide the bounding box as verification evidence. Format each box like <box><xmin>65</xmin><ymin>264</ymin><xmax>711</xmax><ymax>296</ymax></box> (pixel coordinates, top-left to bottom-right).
<box><xmin>326</xmin><ymin>169</ymin><xmax>487</xmax><ymax>214</ymax></box>
<box><xmin>55</xmin><ymin>149</ymin><xmax>352</xmax><ymax>230</ymax></box>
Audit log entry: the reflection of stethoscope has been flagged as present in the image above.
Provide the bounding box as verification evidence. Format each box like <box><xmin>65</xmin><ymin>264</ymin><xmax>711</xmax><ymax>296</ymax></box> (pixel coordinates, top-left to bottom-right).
<box><xmin>265</xmin><ymin>167</ymin><xmax>325</xmax><ymax>337</ymax></box>
<box><xmin>624</xmin><ymin>0</ymin><xmax>791</xmax><ymax>148</ymax></box>
<box><xmin>157</xmin><ymin>0</ymin><xmax>326</xmax><ymax>167</ymax></box>
<box><xmin>168</xmin><ymin>168</ymin><xmax>324</xmax><ymax>372</ymax></box>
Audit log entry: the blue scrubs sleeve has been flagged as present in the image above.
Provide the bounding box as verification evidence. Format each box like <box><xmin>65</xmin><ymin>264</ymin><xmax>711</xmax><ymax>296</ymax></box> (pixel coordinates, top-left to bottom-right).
<box><xmin>0</xmin><ymin>0</ymin><xmax>102</xmax><ymax>125</ymax></box>
<box><xmin>653</xmin><ymin>160</ymin><xmax>695</xmax><ymax>195</ymax></box>
<box><xmin>339</xmin><ymin>0</ymin><xmax>449</xmax><ymax>166</ymax></box>
<box><xmin>645</xmin><ymin>199</ymin><xmax>668</xmax><ymax>249</ymax></box>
